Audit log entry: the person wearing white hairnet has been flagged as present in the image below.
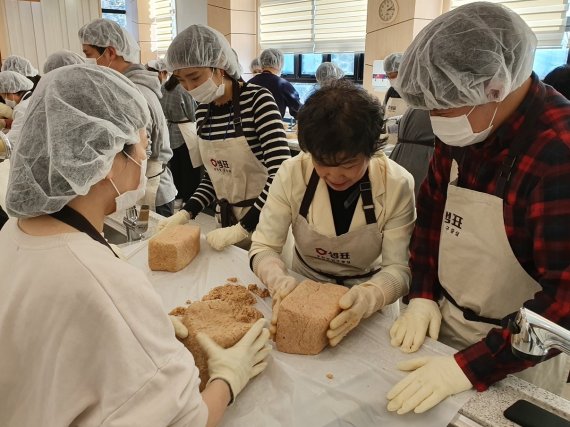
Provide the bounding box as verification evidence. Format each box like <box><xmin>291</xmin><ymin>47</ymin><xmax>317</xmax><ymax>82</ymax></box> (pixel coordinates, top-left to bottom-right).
<box><xmin>79</xmin><ymin>18</ymin><xmax>177</xmax><ymax>217</ymax></box>
<box><xmin>1</xmin><ymin>54</ymin><xmax>41</xmax><ymax>91</ymax></box>
<box><xmin>43</xmin><ymin>50</ymin><xmax>85</xmax><ymax>74</ymax></box>
<box><xmin>250</xmin><ymin>81</ymin><xmax>415</xmax><ymax>347</ymax></box>
<box><xmin>159</xmin><ymin>25</ymin><xmax>291</xmax><ymax>251</ymax></box>
<box><xmin>0</xmin><ymin>70</ymin><xmax>34</xmax><ymax>146</ymax></box>
<box><xmin>315</xmin><ymin>62</ymin><xmax>344</xmax><ymax>87</ymax></box>
<box><xmin>250</xmin><ymin>57</ymin><xmax>262</xmax><ymax>75</ymax></box>
<box><xmin>387</xmin><ymin>2</ymin><xmax>570</xmax><ymax>415</ymax></box>
<box><xmin>0</xmin><ymin>64</ymin><xmax>270</xmax><ymax>426</ymax></box>
<box><xmin>149</xmin><ymin>59</ymin><xmax>203</xmax><ymax>202</ymax></box>
<box><xmin>249</xmin><ymin>48</ymin><xmax>302</xmax><ymax>119</ymax></box>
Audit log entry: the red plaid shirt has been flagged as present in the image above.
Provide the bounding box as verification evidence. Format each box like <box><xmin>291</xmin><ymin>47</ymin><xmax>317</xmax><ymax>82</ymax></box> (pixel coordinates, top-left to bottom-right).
<box><xmin>407</xmin><ymin>73</ymin><xmax>570</xmax><ymax>391</ymax></box>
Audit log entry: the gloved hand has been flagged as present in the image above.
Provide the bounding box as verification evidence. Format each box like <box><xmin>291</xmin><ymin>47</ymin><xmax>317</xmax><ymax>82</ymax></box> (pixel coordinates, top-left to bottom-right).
<box><xmin>255</xmin><ymin>255</ymin><xmax>297</xmax><ymax>337</ymax></box>
<box><xmin>169</xmin><ymin>315</ymin><xmax>188</xmax><ymax>339</ymax></box>
<box><xmin>157</xmin><ymin>210</ymin><xmax>191</xmax><ymax>232</ymax></box>
<box><xmin>197</xmin><ymin>318</ymin><xmax>271</xmax><ymax>404</ymax></box>
<box><xmin>389</xmin><ymin>298</ymin><xmax>441</xmax><ymax>353</ymax></box>
<box><xmin>206</xmin><ymin>223</ymin><xmax>249</xmax><ymax>251</ymax></box>
<box><xmin>0</xmin><ymin>102</ymin><xmax>13</xmax><ymax>119</ymax></box>
<box><xmin>327</xmin><ymin>282</ymin><xmax>386</xmax><ymax>347</ymax></box>
<box><xmin>387</xmin><ymin>356</ymin><xmax>472</xmax><ymax>414</ymax></box>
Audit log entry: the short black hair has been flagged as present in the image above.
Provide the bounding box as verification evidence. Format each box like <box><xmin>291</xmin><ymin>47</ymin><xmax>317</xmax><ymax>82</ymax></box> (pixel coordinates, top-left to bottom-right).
<box><xmin>90</xmin><ymin>45</ymin><xmax>107</xmax><ymax>55</ymax></box>
<box><xmin>297</xmin><ymin>80</ymin><xmax>384</xmax><ymax>165</ymax></box>
<box><xmin>543</xmin><ymin>64</ymin><xmax>570</xmax><ymax>100</ymax></box>
<box><xmin>164</xmin><ymin>74</ymin><xmax>180</xmax><ymax>92</ymax></box>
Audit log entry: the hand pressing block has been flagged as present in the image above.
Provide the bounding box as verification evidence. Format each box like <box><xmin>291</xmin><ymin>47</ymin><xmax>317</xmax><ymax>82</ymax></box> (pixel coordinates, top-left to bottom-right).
<box><xmin>275</xmin><ymin>280</ymin><xmax>348</xmax><ymax>355</ymax></box>
<box><xmin>148</xmin><ymin>224</ymin><xmax>200</xmax><ymax>272</ymax></box>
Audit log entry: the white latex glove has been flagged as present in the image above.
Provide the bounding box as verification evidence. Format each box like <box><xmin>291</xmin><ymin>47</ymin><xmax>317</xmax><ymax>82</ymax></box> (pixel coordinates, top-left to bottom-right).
<box><xmin>0</xmin><ymin>103</ymin><xmax>12</xmax><ymax>119</ymax></box>
<box><xmin>206</xmin><ymin>223</ymin><xmax>249</xmax><ymax>251</ymax></box>
<box><xmin>387</xmin><ymin>356</ymin><xmax>472</xmax><ymax>414</ymax></box>
<box><xmin>327</xmin><ymin>282</ymin><xmax>386</xmax><ymax>347</ymax></box>
<box><xmin>255</xmin><ymin>256</ymin><xmax>297</xmax><ymax>337</ymax></box>
<box><xmin>197</xmin><ymin>318</ymin><xmax>271</xmax><ymax>404</ymax></box>
<box><xmin>169</xmin><ymin>315</ymin><xmax>188</xmax><ymax>339</ymax></box>
<box><xmin>389</xmin><ymin>298</ymin><xmax>442</xmax><ymax>353</ymax></box>
<box><xmin>157</xmin><ymin>210</ymin><xmax>191</xmax><ymax>232</ymax></box>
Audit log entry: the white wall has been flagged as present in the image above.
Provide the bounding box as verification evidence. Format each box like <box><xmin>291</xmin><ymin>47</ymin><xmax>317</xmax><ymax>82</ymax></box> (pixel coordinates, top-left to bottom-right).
<box><xmin>175</xmin><ymin>0</ymin><xmax>207</xmax><ymax>33</ymax></box>
<box><xmin>0</xmin><ymin>0</ymin><xmax>100</xmax><ymax>73</ymax></box>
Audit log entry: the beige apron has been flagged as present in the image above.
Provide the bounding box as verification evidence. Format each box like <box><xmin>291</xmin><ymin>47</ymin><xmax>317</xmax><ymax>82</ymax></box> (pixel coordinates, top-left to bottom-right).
<box><xmin>292</xmin><ymin>168</ymin><xmax>398</xmax><ymax>318</ymax></box>
<box><xmin>177</xmin><ymin>120</ymin><xmax>203</xmax><ymax>167</ymax></box>
<box><xmin>385</xmin><ymin>97</ymin><xmax>408</xmax><ymax>146</ymax></box>
<box><xmin>197</xmin><ymin>82</ymin><xmax>267</xmax><ymax>233</ymax></box>
<box><xmin>139</xmin><ymin>159</ymin><xmax>163</xmax><ymax>211</ymax></box>
<box><xmin>438</xmin><ymin>154</ymin><xmax>569</xmax><ymax>395</ymax></box>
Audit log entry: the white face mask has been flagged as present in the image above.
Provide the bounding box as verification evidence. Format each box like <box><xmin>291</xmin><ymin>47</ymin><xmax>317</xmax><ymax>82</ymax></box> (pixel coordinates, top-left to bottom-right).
<box><xmin>84</xmin><ymin>58</ymin><xmax>97</xmax><ymax>65</ymax></box>
<box><xmin>188</xmin><ymin>70</ymin><xmax>225</xmax><ymax>103</ymax></box>
<box><xmin>109</xmin><ymin>151</ymin><xmax>148</xmax><ymax>213</ymax></box>
<box><xmin>4</xmin><ymin>96</ymin><xmax>16</xmax><ymax>109</ymax></box>
<box><xmin>430</xmin><ymin>104</ymin><xmax>499</xmax><ymax>147</ymax></box>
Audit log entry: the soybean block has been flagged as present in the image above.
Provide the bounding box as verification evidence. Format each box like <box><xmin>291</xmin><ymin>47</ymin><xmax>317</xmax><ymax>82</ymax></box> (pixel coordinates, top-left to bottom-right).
<box><xmin>275</xmin><ymin>280</ymin><xmax>348</xmax><ymax>355</ymax></box>
<box><xmin>148</xmin><ymin>225</ymin><xmax>200</xmax><ymax>272</ymax></box>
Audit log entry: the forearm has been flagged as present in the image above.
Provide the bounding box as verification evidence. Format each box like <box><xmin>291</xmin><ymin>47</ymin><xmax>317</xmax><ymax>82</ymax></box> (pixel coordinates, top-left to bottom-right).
<box><xmin>202</xmin><ymin>379</ymin><xmax>231</xmax><ymax>427</ymax></box>
<box><xmin>183</xmin><ymin>172</ymin><xmax>215</xmax><ymax>217</ymax></box>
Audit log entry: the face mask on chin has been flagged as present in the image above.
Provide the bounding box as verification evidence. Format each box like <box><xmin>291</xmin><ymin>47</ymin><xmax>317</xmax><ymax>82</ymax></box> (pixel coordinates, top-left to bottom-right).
<box><xmin>109</xmin><ymin>151</ymin><xmax>148</xmax><ymax>213</ymax></box>
<box><xmin>187</xmin><ymin>70</ymin><xmax>225</xmax><ymax>104</ymax></box>
<box><xmin>429</xmin><ymin>103</ymin><xmax>499</xmax><ymax>147</ymax></box>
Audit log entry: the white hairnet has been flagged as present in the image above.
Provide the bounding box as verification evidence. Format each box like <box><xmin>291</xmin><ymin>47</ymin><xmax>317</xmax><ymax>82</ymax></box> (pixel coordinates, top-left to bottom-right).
<box><xmin>6</xmin><ymin>64</ymin><xmax>150</xmax><ymax>218</ymax></box>
<box><xmin>147</xmin><ymin>59</ymin><xmax>167</xmax><ymax>72</ymax></box>
<box><xmin>165</xmin><ymin>25</ymin><xmax>241</xmax><ymax>80</ymax></box>
<box><xmin>43</xmin><ymin>50</ymin><xmax>85</xmax><ymax>74</ymax></box>
<box><xmin>259</xmin><ymin>48</ymin><xmax>284</xmax><ymax>70</ymax></box>
<box><xmin>78</xmin><ymin>18</ymin><xmax>140</xmax><ymax>63</ymax></box>
<box><xmin>0</xmin><ymin>71</ymin><xmax>33</xmax><ymax>94</ymax></box>
<box><xmin>316</xmin><ymin>62</ymin><xmax>344</xmax><ymax>84</ymax></box>
<box><xmin>384</xmin><ymin>53</ymin><xmax>402</xmax><ymax>74</ymax></box>
<box><xmin>250</xmin><ymin>57</ymin><xmax>261</xmax><ymax>73</ymax></box>
<box><xmin>395</xmin><ymin>2</ymin><xmax>537</xmax><ymax>110</ymax></box>
<box><xmin>1</xmin><ymin>55</ymin><xmax>38</xmax><ymax>77</ymax></box>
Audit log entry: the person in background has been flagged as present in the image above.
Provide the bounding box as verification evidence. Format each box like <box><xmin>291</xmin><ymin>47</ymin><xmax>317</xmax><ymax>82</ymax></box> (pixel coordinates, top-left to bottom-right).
<box><xmin>383</xmin><ymin>52</ymin><xmax>403</xmax><ymax>106</ymax></box>
<box><xmin>0</xmin><ymin>132</ymin><xmax>9</xmax><ymax>229</ymax></box>
<box><xmin>315</xmin><ymin>62</ymin><xmax>344</xmax><ymax>88</ymax></box>
<box><xmin>43</xmin><ymin>50</ymin><xmax>85</xmax><ymax>74</ymax></box>
<box><xmin>249</xmin><ymin>48</ymin><xmax>302</xmax><ymax>119</ymax></box>
<box><xmin>389</xmin><ymin>108</ymin><xmax>435</xmax><ymax>197</ymax></box>
<box><xmin>2</xmin><ymin>54</ymin><xmax>41</xmax><ymax>91</ymax></box>
<box><xmin>79</xmin><ymin>18</ymin><xmax>177</xmax><ymax>217</ymax></box>
<box><xmin>250</xmin><ymin>80</ymin><xmax>415</xmax><ymax>346</ymax></box>
<box><xmin>382</xmin><ymin>53</ymin><xmax>408</xmax><ymax>148</ymax></box>
<box><xmin>149</xmin><ymin>58</ymin><xmax>202</xmax><ymax>202</ymax></box>
<box><xmin>387</xmin><ymin>2</ymin><xmax>570</xmax><ymax>415</ymax></box>
<box><xmin>158</xmin><ymin>25</ymin><xmax>291</xmax><ymax>251</ymax></box>
<box><xmin>250</xmin><ymin>57</ymin><xmax>262</xmax><ymax>75</ymax></box>
<box><xmin>0</xmin><ymin>97</ymin><xmax>12</xmax><ymax>131</ymax></box>
<box><xmin>0</xmin><ymin>71</ymin><xmax>33</xmax><ymax>146</ymax></box>
<box><xmin>0</xmin><ymin>64</ymin><xmax>270</xmax><ymax>426</ymax></box>
<box><xmin>543</xmin><ymin>64</ymin><xmax>570</xmax><ymax>100</ymax></box>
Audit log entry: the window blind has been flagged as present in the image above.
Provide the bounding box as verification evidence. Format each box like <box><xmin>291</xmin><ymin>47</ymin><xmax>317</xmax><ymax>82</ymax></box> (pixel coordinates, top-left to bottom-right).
<box><xmin>259</xmin><ymin>0</ymin><xmax>366</xmax><ymax>53</ymax></box>
<box><xmin>451</xmin><ymin>0</ymin><xmax>569</xmax><ymax>48</ymax></box>
<box><xmin>150</xmin><ymin>0</ymin><xmax>176</xmax><ymax>57</ymax></box>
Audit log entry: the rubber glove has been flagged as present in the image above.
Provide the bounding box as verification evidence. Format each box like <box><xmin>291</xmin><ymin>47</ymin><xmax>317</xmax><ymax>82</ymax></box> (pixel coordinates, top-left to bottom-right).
<box><xmin>169</xmin><ymin>315</ymin><xmax>188</xmax><ymax>339</ymax></box>
<box><xmin>255</xmin><ymin>256</ymin><xmax>297</xmax><ymax>337</ymax></box>
<box><xmin>387</xmin><ymin>356</ymin><xmax>472</xmax><ymax>414</ymax></box>
<box><xmin>157</xmin><ymin>210</ymin><xmax>191</xmax><ymax>232</ymax></box>
<box><xmin>389</xmin><ymin>298</ymin><xmax>441</xmax><ymax>353</ymax></box>
<box><xmin>197</xmin><ymin>318</ymin><xmax>271</xmax><ymax>404</ymax></box>
<box><xmin>0</xmin><ymin>103</ymin><xmax>12</xmax><ymax>119</ymax></box>
<box><xmin>206</xmin><ymin>223</ymin><xmax>249</xmax><ymax>251</ymax></box>
<box><xmin>327</xmin><ymin>282</ymin><xmax>386</xmax><ymax>347</ymax></box>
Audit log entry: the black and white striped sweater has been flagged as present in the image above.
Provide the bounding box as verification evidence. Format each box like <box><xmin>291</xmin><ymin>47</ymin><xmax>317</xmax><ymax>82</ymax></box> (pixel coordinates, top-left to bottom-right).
<box><xmin>182</xmin><ymin>82</ymin><xmax>291</xmax><ymax>231</ymax></box>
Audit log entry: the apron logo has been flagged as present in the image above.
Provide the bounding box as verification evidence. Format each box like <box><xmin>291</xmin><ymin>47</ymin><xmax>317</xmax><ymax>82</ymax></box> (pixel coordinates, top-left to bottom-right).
<box><xmin>315</xmin><ymin>248</ymin><xmax>351</xmax><ymax>264</ymax></box>
<box><xmin>444</xmin><ymin>211</ymin><xmax>463</xmax><ymax>237</ymax></box>
<box><xmin>210</xmin><ymin>158</ymin><xmax>231</xmax><ymax>174</ymax></box>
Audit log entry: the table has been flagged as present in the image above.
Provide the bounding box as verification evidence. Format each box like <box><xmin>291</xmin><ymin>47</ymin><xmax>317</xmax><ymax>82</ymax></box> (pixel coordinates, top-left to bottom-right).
<box><xmin>124</xmin><ymin>235</ymin><xmax>475</xmax><ymax>427</ymax></box>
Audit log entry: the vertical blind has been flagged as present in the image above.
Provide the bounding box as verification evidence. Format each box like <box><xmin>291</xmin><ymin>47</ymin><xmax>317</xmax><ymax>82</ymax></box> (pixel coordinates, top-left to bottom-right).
<box><xmin>451</xmin><ymin>0</ymin><xmax>569</xmax><ymax>48</ymax></box>
<box><xmin>150</xmin><ymin>0</ymin><xmax>176</xmax><ymax>57</ymax></box>
<box><xmin>259</xmin><ymin>0</ymin><xmax>366</xmax><ymax>53</ymax></box>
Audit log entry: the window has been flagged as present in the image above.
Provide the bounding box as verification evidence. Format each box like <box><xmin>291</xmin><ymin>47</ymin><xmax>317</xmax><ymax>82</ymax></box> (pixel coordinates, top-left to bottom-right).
<box><xmin>259</xmin><ymin>0</ymin><xmax>367</xmax><ymax>53</ymax></box>
<box><xmin>331</xmin><ymin>53</ymin><xmax>355</xmax><ymax>76</ymax></box>
<box><xmin>300</xmin><ymin>53</ymin><xmax>323</xmax><ymax>76</ymax></box>
<box><xmin>150</xmin><ymin>0</ymin><xmax>176</xmax><ymax>57</ymax></box>
<box><xmin>282</xmin><ymin>52</ymin><xmax>365</xmax><ymax>86</ymax></box>
<box><xmin>533</xmin><ymin>47</ymin><xmax>570</xmax><ymax>78</ymax></box>
<box><xmin>101</xmin><ymin>0</ymin><xmax>127</xmax><ymax>28</ymax></box>
<box><xmin>282</xmin><ymin>54</ymin><xmax>295</xmax><ymax>76</ymax></box>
